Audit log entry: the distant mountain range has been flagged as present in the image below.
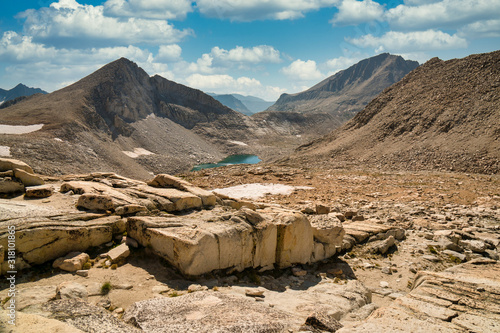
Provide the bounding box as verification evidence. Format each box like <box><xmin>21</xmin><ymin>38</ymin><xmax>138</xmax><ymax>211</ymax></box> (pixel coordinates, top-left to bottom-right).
<box><xmin>208</xmin><ymin>93</ymin><xmax>274</xmax><ymax>115</ymax></box>
<box><xmin>0</xmin><ymin>83</ymin><xmax>47</xmax><ymax>106</ymax></box>
<box><xmin>283</xmin><ymin>50</ymin><xmax>500</xmax><ymax>174</ymax></box>
<box><xmin>256</xmin><ymin>53</ymin><xmax>419</xmax><ymax>135</ymax></box>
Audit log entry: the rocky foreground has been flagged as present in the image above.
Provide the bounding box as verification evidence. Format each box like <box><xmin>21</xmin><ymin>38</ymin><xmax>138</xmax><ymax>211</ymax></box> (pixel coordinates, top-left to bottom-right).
<box><xmin>0</xmin><ymin>158</ymin><xmax>499</xmax><ymax>332</ymax></box>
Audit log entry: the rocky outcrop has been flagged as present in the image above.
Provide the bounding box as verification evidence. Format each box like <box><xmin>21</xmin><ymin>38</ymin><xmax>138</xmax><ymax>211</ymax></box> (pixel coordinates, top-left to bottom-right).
<box><xmin>1</xmin><ymin>169</ymin><xmax>345</xmax><ymax>276</ymax></box>
<box><xmin>123</xmin><ymin>291</ymin><xmax>295</xmax><ymax>332</ymax></box>
<box><xmin>338</xmin><ymin>259</ymin><xmax>500</xmax><ymax>332</ymax></box>
<box><xmin>0</xmin><ymin>158</ymin><xmax>44</xmax><ymax>195</ymax></box>
<box><xmin>127</xmin><ymin>205</ymin><xmax>344</xmax><ymax>276</ymax></box>
<box><xmin>0</xmin><ymin>215</ymin><xmax>125</xmax><ymax>274</ymax></box>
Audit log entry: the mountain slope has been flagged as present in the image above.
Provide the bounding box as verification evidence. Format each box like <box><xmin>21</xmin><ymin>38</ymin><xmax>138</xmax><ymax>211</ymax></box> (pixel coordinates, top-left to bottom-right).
<box><xmin>256</xmin><ymin>54</ymin><xmax>419</xmax><ymax>135</ymax></box>
<box><xmin>0</xmin><ymin>84</ymin><xmax>47</xmax><ymax>105</ymax></box>
<box><xmin>232</xmin><ymin>94</ymin><xmax>274</xmax><ymax>114</ymax></box>
<box><xmin>283</xmin><ymin>50</ymin><xmax>500</xmax><ymax>174</ymax></box>
<box><xmin>208</xmin><ymin>93</ymin><xmax>252</xmax><ymax>115</ymax></box>
<box><xmin>0</xmin><ymin>58</ymin><xmax>257</xmax><ymax>178</ymax></box>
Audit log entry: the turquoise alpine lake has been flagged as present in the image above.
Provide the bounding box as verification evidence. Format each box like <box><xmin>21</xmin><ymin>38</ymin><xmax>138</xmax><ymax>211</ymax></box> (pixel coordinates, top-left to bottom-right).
<box><xmin>191</xmin><ymin>154</ymin><xmax>261</xmax><ymax>171</ymax></box>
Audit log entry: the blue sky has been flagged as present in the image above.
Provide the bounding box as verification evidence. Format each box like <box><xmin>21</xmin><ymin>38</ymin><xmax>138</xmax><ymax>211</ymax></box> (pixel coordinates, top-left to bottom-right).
<box><xmin>1</xmin><ymin>0</ymin><xmax>499</xmax><ymax>100</ymax></box>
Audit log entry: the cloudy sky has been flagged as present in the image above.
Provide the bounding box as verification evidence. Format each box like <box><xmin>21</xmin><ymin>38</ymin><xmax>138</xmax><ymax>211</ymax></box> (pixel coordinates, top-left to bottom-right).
<box><xmin>1</xmin><ymin>0</ymin><xmax>499</xmax><ymax>101</ymax></box>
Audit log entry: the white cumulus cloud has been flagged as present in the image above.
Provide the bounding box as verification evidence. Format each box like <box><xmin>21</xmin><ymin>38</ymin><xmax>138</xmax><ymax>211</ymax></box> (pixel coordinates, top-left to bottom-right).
<box><xmin>156</xmin><ymin>44</ymin><xmax>182</xmax><ymax>62</ymax></box>
<box><xmin>211</xmin><ymin>45</ymin><xmax>281</xmax><ymax>64</ymax></box>
<box><xmin>281</xmin><ymin>59</ymin><xmax>324</xmax><ymax>81</ymax></box>
<box><xmin>458</xmin><ymin>19</ymin><xmax>500</xmax><ymax>38</ymax></box>
<box><xmin>330</xmin><ymin>0</ymin><xmax>385</xmax><ymax>26</ymax></box>
<box><xmin>386</xmin><ymin>0</ymin><xmax>500</xmax><ymax>31</ymax></box>
<box><xmin>348</xmin><ymin>29</ymin><xmax>468</xmax><ymax>53</ymax></box>
<box><xmin>103</xmin><ymin>0</ymin><xmax>193</xmax><ymax>20</ymax></box>
<box><xmin>18</xmin><ymin>0</ymin><xmax>192</xmax><ymax>47</ymax></box>
<box><xmin>195</xmin><ymin>0</ymin><xmax>339</xmax><ymax>21</ymax></box>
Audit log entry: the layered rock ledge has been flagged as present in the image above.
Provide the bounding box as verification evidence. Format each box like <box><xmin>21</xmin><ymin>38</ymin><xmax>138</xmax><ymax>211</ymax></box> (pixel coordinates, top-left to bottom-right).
<box><xmin>1</xmin><ymin>160</ymin><xmax>346</xmax><ymax>276</ymax></box>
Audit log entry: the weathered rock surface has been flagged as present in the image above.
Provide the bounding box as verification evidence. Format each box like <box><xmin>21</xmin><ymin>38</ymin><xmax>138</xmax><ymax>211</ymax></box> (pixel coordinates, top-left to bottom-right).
<box><xmin>43</xmin><ymin>299</ymin><xmax>141</xmax><ymax>333</ymax></box>
<box><xmin>0</xmin><ymin>177</ymin><xmax>24</xmax><ymax>194</ymax></box>
<box><xmin>338</xmin><ymin>260</ymin><xmax>500</xmax><ymax>332</ymax></box>
<box><xmin>56</xmin><ymin>281</ymin><xmax>88</xmax><ymax>300</ymax></box>
<box><xmin>0</xmin><ymin>310</ymin><xmax>85</xmax><ymax>333</ymax></box>
<box><xmin>13</xmin><ymin>168</ymin><xmax>44</xmax><ymax>187</ymax></box>
<box><xmin>25</xmin><ymin>185</ymin><xmax>54</xmax><ymax>198</ymax></box>
<box><xmin>0</xmin><ymin>214</ymin><xmax>125</xmax><ymax>274</ymax></box>
<box><xmin>127</xmin><ymin>206</ymin><xmax>344</xmax><ymax>275</ymax></box>
<box><xmin>147</xmin><ymin>173</ymin><xmax>217</xmax><ymax>207</ymax></box>
<box><xmin>123</xmin><ymin>291</ymin><xmax>295</xmax><ymax>332</ymax></box>
<box><xmin>77</xmin><ymin>193</ymin><xmax>115</xmax><ymax>211</ymax></box>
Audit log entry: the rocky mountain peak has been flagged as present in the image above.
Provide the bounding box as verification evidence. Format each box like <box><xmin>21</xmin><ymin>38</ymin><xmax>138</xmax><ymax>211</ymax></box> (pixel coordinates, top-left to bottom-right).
<box><xmin>289</xmin><ymin>50</ymin><xmax>500</xmax><ymax>174</ymax></box>
<box><xmin>258</xmin><ymin>53</ymin><xmax>419</xmax><ymax>136</ymax></box>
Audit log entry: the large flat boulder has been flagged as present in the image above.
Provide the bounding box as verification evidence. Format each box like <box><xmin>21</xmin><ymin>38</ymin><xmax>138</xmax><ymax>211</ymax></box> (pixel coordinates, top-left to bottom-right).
<box><xmin>123</xmin><ymin>291</ymin><xmax>295</xmax><ymax>332</ymax></box>
<box><xmin>128</xmin><ymin>206</ymin><xmax>343</xmax><ymax>275</ymax></box>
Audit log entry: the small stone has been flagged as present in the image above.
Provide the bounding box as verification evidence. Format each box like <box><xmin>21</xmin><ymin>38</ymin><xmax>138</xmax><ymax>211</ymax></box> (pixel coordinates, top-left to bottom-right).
<box><xmin>245</xmin><ymin>288</ymin><xmax>265</xmax><ymax>297</ymax></box>
<box><xmin>292</xmin><ymin>267</ymin><xmax>307</xmax><ymax>277</ymax></box>
<box><xmin>25</xmin><ymin>185</ymin><xmax>54</xmax><ymax>198</ymax></box>
<box><xmin>113</xmin><ymin>307</ymin><xmax>124</xmax><ymax>314</ymax></box>
<box><xmin>114</xmin><ymin>284</ymin><xmax>133</xmax><ymax>290</ymax></box>
<box><xmin>380</xmin><ymin>281</ymin><xmax>389</xmax><ymax>288</ymax></box>
<box><xmin>352</xmin><ymin>215</ymin><xmax>365</xmax><ymax>222</ymax></box>
<box><xmin>301</xmin><ymin>206</ymin><xmax>315</xmax><ymax>214</ymax></box>
<box><xmin>315</xmin><ymin>204</ymin><xmax>330</xmax><ymax>215</ymax></box>
<box><xmin>75</xmin><ymin>270</ymin><xmax>89</xmax><ymax>277</ymax></box>
<box><xmin>344</xmin><ymin>211</ymin><xmax>357</xmax><ymax>219</ymax></box>
<box><xmin>388</xmin><ymin>292</ymin><xmax>405</xmax><ymax>299</ymax></box>
<box><xmin>188</xmin><ymin>284</ymin><xmax>208</xmax><ymax>293</ymax></box>
<box><xmin>106</xmin><ymin>243</ymin><xmax>130</xmax><ymax>263</ymax></box>
<box><xmin>443</xmin><ymin>250</ymin><xmax>466</xmax><ymax>262</ymax></box>
<box><xmin>381</xmin><ymin>267</ymin><xmax>392</xmax><ymax>275</ymax></box>
<box><xmin>423</xmin><ymin>255</ymin><xmax>440</xmax><ymax>262</ymax></box>
<box><xmin>152</xmin><ymin>285</ymin><xmax>171</xmax><ymax>294</ymax></box>
<box><xmin>53</xmin><ymin>252</ymin><xmax>90</xmax><ymax>272</ymax></box>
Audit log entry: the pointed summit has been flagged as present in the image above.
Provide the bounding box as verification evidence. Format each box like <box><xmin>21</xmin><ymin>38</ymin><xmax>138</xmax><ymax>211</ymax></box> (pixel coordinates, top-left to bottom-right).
<box><xmin>256</xmin><ymin>54</ymin><xmax>419</xmax><ymax>135</ymax></box>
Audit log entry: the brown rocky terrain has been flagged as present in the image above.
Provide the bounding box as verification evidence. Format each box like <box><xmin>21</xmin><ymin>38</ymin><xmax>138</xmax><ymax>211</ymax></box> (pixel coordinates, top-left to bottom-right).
<box><xmin>1</xmin><ymin>157</ymin><xmax>499</xmax><ymax>332</ymax></box>
<box><xmin>0</xmin><ymin>50</ymin><xmax>499</xmax><ymax>332</ymax></box>
<box><xmin>283</xmin><ymin>50</ymin><xmax>500</xmax><ymax>174</ymax></box>
<box><xmin>256</xmin><ymin>53</ymin><xmax>419</xmax><ymax>135</ymax></box>
<box><xmin>0</xmin><ymin>59</ymin><xmax>264</xmax><ymax>178</ymax></box>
